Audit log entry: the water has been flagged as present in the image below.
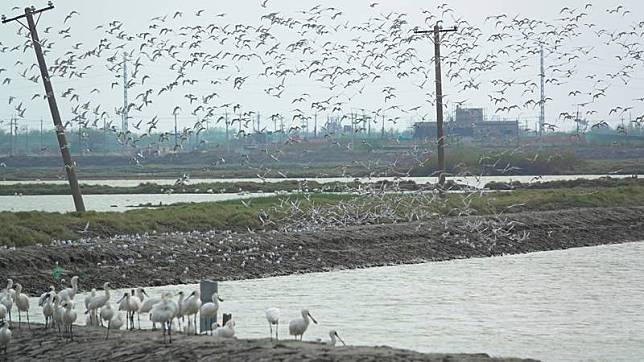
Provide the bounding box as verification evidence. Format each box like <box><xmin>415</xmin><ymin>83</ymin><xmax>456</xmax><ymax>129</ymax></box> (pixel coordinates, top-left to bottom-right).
<box><xmin>0</xmin><ymin>193</ymin><xmax>274</xmax><ymax>212</ymax></box>
<box><xmin>23</xmin><ymin>242</ymin><xmax>644</xmax><ymax>361</ymax></box>
<box><xmin>0</xmin><ymin>174</ymin><xmax>636</xmax><ymax>212</ymax></box>
<box><xmin>0</xmin><ymin>174</ymin><xmax>635</xmax><ymax>187</ymax></box>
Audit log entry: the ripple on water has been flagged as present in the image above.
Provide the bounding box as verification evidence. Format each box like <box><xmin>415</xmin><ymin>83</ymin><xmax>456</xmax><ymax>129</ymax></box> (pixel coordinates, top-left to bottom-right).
<box><xmin>24</xmin><ymin>241</ymin><xmax>644</xmax><ymax>361</ymax></box>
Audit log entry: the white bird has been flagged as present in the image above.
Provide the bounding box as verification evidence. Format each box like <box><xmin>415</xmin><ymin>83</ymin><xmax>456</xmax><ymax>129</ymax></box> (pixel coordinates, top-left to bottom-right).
<box><xmin>87</xmin><ymin>282</ymin><xmax>111</xmax><ymax>326</ymax></box>
<box><xmin>42</xmin><ymin>293</ymin><xmax>56</xmax><ymax>329</ymax></box>
<box><xmin>182</xmin><ymin>290</ymin><xmax>201</xmax><ymax>335</ymax></box>
<box><xmin>58</xmin><ymin>276</ymin><xmax>80</xmax><ymax>301</ymax></box>
<box><xmin>38</xmin><ymin>285</ymin><xmax>56</xmax><ymax>306</ymax></box>
<box><xmin>84</xmin><ymin>288</ymin><xmax>97</xmax><ymax>325</ymax></box>
<box><xmin>0</xmin><ymin>304</ymin><xmax>6</xmax><ymax>323</ymax></box>
<box><xmin>106</xmin><ymin>312</ymin><xmax>124</xmax><ymax>340</ymax></box>
<box><xmin>100</xmin><ymin>302</ymin><xmax>115</xmax><ymax>328</ymax></box>
<box><xmin>13</xmin><ymin>284</ymin><xmax>30</xmax><ymax>329</ymax></box>
<box><xmin>214</xmin><ymin>319</ymin><xmax>235</xmax><ymax>338</ymax></box>
<box><xmin>328</xmin><ymin>330</ymin><xmax>346</xmax><ymax>346</ymax></box>
<box><xmin>199</xmin><ymin>293</ymin><xmax>224</xmax><ymax>335</ymax></box>
<box><xmin>289</xmin><ymin>309</ymin><xmax>318</xmax><ymax>341</ymax></box>
<box><xmin>133</xmin><ymin>287</ymin><xmax>149</xmax><ymax>329</ymax></box>
<box><xmin>0</xmin><ymin>321</ymin><xmax>10</xmax><ymax>355</ymax></box>
<box><xmin>53</xmin><ymin>296</ymin><xmax>65</xmax><ymax>334</ymax></box>
<box><xmin>139</xmin><ymin>295</ymin><xmax>162</xmax><ymax>330</ymax></box>
<box><xmin>150</xmin><ymin>292</ymin><xmax>176</xmax><ymax>344</ymax></box>
<box><xmin>117</xmin><ymin>292</ymin><xmax>141</xmax><ymax>330</ymax></box>
<box><xmin>265</xmin><ymin>307</ymin><xmax>280</xmax><ymax>340</ymax></box>
<box><xmin>0</xmin><ymin>280</ymin><xmax>14</xmax><ymax>325</ymax></box>
<box><xmin>61</xmin><ymin>300</ymin><xmax>77</xmax><ymax>341</ymax></box>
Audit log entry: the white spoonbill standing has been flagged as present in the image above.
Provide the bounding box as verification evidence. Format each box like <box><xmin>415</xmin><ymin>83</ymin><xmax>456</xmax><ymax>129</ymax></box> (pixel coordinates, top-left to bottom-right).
<box><xmin>150</xmin><ymin>293</ymin><xmax>176</xmax><ymax>344</ymax></box>
<box><xmin>265</xmin><ymin>307</ymin><xmax>280</xmax><ymax>340</ymax></box>
<box><xmin>58</xmin><ymin>276</ymin><xmax>79</xmax><ymax>301</ymax></box>
<box><xmin>289</xmin><ymin>309</ymin><xmax>318</xmax><ymax>341</ymax></box>
<box><xmin>199</xmin><ymin>293</ymin><xmax>224</xmax><ymax>335</ymax></box>
<box><xmin>61</xmin><ymin>300</ymin><xmax>77</xmax><ymax>341</ymax></box>
<box><xmin>0</xmin><ymin>321</ymin><xmax>10</xmax><ymax>355</ymax></box>
<box><xmin>182</xmin><ymin>290</ymin><xmax>201</xmax><ymax>335</ymax></box>
<box><xmin>13</xmin><ymin>284</ymin><xmax>30</xmax><ymax>329</ymax></box>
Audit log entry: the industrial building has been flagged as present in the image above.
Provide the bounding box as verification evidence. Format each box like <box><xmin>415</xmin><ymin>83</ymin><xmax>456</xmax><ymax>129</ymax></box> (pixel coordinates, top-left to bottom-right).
<box><xmin>413</xmin><ymin>106</ymin><xmax>519</xmax><ymax>141</ymax></box>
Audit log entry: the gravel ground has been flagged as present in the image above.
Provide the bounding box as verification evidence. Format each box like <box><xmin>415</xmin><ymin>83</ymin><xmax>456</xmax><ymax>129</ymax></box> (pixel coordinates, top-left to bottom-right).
<box><xmin>1</xmin><ymin>207</ymin><xmax>643</xmax><ymax>296</ymax></box>
<box><xmin>4</xmin><ymin>324</ymin><xmax>538</xmax><ymax>361</ymax></box>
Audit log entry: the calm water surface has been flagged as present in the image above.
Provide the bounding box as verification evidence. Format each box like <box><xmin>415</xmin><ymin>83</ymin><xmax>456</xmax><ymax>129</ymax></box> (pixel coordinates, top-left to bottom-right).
<box><xmin>0</xmin><ymin>174</ymin><xmax>634</xmax><ymax>187</ymax></box>
<box><xmin>0</xmin><ymin>193</ymin><xmax>274</xmax><ymax>212</ymax></box>
<box><xmin>24</xmin><ymin>242</ymin><xmax>644</xmax><ymax>361</ymax></box>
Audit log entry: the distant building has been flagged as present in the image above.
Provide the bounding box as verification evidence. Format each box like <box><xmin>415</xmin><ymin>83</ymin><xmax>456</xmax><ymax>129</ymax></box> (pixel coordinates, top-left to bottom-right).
<box><xmin>413</xmin><ymin>106</ymin><xmax>518</xmax><ymax>142</ymax></box>
<box><xmin>474</xmin><ymin>121</ymin><xmax>519</xmax><ymax>139</ymax></box>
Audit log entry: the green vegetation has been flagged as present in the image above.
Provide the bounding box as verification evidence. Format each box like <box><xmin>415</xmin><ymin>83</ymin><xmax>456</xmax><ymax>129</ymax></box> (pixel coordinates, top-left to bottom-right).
<box><xmin>2</xmin><ymin>184</ymin><xmax>644</xmax><ymax>247</ymax></box>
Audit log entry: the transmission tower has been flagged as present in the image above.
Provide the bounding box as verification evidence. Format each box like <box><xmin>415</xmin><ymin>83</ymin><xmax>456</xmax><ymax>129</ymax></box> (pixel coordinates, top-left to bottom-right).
<box><xmin>539</xmin><ymin>43</ymin><xmax>545</xmax><ymax>136</ymax></box>
<box><xmin>122</xmin><ymin>52</ymin><xmax>129</xmax><ymax>133</ymax></box>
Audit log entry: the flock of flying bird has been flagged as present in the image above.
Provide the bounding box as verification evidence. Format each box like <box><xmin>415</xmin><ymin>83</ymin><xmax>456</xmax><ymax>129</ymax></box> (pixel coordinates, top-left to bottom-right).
<box><xmin>1</xmin><ymin>1</ymin><xmax>643</xmax><ymax>158</ymax></box>
<box><xmin>0</xmin><ymin>276</ymin><xmax>345</xmax><ymax>353</ymax></box>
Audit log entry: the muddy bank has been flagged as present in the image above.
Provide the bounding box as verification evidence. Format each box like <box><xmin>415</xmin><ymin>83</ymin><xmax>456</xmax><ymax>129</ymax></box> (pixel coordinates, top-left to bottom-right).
<box><xmin>6</xmin><ymin>324</ymin><xmax>536</xmax><ymax>361</ymax></box>
<box><xmin>2</xmin><ymin>207</ymin><xmax>644</xmax><ymax>295</ymax></box>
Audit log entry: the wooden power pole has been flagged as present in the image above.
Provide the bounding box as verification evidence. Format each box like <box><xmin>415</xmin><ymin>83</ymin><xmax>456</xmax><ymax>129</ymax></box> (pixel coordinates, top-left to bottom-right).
<box><xmin>415</xmin><ymin>24</ymin><xmax>457</xmax><ymax>186</ymax></box>
<box><xmin>2</xmin><ymin>4</ymin><xmax>86</xmax><ymax>212</ymax></box>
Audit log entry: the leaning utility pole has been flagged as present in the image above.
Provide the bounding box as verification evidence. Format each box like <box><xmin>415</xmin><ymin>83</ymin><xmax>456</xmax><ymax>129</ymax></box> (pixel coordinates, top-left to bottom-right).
<box><xmin>2</xmin><ymin>4</ymin><xmax>86</xmax><ymax>212</ymax></box>
<box><xmin>415</xmin><ymin>23</ymin><xmax>457</xmax><ymax>186</ymax></box>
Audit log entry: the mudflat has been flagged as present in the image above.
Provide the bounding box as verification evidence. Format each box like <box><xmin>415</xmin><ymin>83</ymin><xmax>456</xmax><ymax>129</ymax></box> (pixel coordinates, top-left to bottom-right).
<box><xmin>2</xmin><ymin>207</ymin><xmax>643</xmax><ymax>295</ymax></box>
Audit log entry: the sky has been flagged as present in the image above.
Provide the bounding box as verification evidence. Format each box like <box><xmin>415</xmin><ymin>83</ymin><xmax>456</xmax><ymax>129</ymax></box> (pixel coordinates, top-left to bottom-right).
<box><xmin>1</xmin><ymin>0</ymin><xmax>644</xmax><ymax>135</ymax></box>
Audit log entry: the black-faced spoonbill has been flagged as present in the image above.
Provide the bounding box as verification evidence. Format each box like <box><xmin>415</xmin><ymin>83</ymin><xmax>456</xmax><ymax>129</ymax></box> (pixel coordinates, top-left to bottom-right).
<box><xmin>151</xmin><ymin>293</ymin><xmax>176</xmax><ymax>344</ymax></box>
<box><xmin>265</xmin><ymin>307</ymin><xmax>280</xmax><ymax>340</ymax></box>
<box><xmin>13</xmin><ymin>284</ymin><xmax>30</xmax><ymax>329</ymax></box>
<box><xmin>0</xmin><ymin>321</ymin><xmax>10</xmax><ymax>355</ymax></box>
<box><xmin>214</xmin><ymin>319</ymin><xmax>235</xmax><ymax>338</ymax></box>
<box><xmin>288</xmin><ymin>309</ymin><xmax>317</xmax><ymax>341</ymax></box>
<box><xmin>328</xmin><ymin>330</ymin><xmax>346</xmax><ymax>346</ymax></box>
<box><xmin>58</xmin><ymin>276</ymin><xmax>79</xmax><ymax>301</ymax></box>
<box><xmin>199</xmin><ymin>293</ymin><xmax>224</xmax><ymax>335</ymax></box>
<box><xmin>61</xmin><ymin>300</ymin><xmax>77</xmax><ymax>341</ymax></box>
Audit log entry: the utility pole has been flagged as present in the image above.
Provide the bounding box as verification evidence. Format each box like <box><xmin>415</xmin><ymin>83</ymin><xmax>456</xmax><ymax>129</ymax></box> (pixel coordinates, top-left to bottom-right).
<box><xmin>174</xmin><ymin>113</ymin><xmax>178</xmax><ymax>151</ymax></box>
<box><xmin>39</xmin><ymin>117</ymin><xmax>43</xmax><ymax>152</ymax></box>
<box><xmin>9</xmin><ymin>116</ymin><xmax>14</xmax><ymax>157</ymax></box>
<box><xmin>381</xmin><ymin>114</ymin><xmax>385</xmax><ymax>139</ymax></box>
<box><xmin>539</xmin><ymin>43</ymin><xmax>545</xmax><ymax>137</ymax></box>
<box><xmin>314</xmin><ymin>112</ymin><xmax>318</xmax><ymax>138</ymax></box>
<box><xmin>2</xmin><ymin>4</ymin><xmax>85</xmax><ymax>211</ymax></box>
<box><xmin>415</xmin><ymin>23</ymin><xmax>457</xmax><ymax>186</ymax></box>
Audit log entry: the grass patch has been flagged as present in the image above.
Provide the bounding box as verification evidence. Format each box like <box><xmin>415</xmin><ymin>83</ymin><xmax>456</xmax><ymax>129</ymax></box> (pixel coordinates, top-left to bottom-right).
<box><xmin>1</xmin><ymin>186</ymin><xmax>644</xmax><ymax>247</ymax></box>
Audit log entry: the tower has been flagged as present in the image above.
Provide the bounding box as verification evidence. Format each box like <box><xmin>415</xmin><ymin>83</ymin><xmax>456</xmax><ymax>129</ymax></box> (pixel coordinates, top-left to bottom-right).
<box><xmin>539</xmin><ymin>43</ymin><xmax>545</xmax><ymax>136</ymax></box>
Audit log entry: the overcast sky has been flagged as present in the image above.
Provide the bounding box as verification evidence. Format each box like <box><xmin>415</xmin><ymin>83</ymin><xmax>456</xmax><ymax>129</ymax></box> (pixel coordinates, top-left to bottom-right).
<box><xmin>1</xmin><ymin>0</ymin><xmax>644</xmax><ymax>134</ymax></box>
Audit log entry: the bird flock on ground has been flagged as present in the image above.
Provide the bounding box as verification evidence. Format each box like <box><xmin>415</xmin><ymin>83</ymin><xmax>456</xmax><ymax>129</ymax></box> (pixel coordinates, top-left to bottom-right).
<box><xmin>0</xmin><ymin>276</ymin><xmax>345</xmax><ymax>353</ymax></box>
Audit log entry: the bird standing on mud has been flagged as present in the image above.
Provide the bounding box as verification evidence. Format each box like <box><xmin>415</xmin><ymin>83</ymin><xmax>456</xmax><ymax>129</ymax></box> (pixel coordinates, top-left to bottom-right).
<box><xmin>265</xmin><ymin>307</ymin><xmax>280</xmax><ymax>340</ymax></box>
<box><xmin>0</xmin><ymin>321</ymin><xmax>11</xmax><ymax>355</ymax></box>
<box><xmin>289</xmin><ymin>309</ymin><xmax>318</xmax><ymax>341</ymax></box>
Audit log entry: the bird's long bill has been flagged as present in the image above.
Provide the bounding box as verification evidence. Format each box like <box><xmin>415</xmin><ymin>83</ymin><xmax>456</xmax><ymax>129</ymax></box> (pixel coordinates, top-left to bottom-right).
<box><xmin>142</xmin><ymin>289</ymin><xmax>149</xmax><ymax>297</ymax></box>
<box><xmin>218</xmin><ymin>296</ymin><xmax>224</xmax><ymax>302</ymax></box>
<box><xmin>117</xmin><ymin>294</ymin><xmax>126</xmax><ymax>303</ymax></box>
<box><xmin>308</xmin><ymin>312</ymin><xmax>318</xmax><ymax>324</ymax></box>
<box><xmin>336</xmin><ymin>332</ymin><xmax>346</xmax><ymax>346</ymax></box>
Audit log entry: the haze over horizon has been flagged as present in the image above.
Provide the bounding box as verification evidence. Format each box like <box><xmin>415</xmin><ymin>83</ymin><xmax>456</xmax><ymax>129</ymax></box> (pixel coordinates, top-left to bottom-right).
<box><xmin>1</xmin><ymin>0</ymin><xmax>644</xmax><ymax>135</ymax></box>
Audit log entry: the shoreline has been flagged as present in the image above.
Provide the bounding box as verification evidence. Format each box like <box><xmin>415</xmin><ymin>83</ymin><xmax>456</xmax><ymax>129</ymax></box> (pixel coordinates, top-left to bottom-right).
<box><xmin>4</xmin><ymin>324</ymin><xmax>537</xmax><ymax>361</ymax></box>
<box><xmin>2</xmin><ymin>206</ymin><xmax>643</xmax><ymax>295</ymax></box>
